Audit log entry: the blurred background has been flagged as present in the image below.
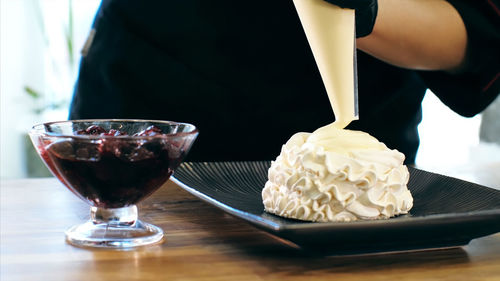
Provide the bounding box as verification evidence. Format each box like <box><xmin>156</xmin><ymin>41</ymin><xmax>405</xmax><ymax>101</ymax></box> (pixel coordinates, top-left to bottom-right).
<box><xmin>1</xmin><ymin>0</ymin><xmax>499</xmax><ymax>187</ymax></box>
<box><xmin>1</xmin><ymin>0</ymin><xmax>100</xmax><ymax>178</ymax></box>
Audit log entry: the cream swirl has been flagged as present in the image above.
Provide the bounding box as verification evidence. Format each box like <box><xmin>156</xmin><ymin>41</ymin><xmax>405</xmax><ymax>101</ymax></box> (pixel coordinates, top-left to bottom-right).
<box><xmin>262</xmin><ymin>124</ymin><xmax>413</xmax><ymax>222</ymax></box>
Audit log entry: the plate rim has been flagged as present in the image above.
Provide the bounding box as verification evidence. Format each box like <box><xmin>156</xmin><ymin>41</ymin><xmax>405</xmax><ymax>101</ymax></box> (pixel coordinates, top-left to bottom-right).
<box><xmin>171</xmin><ymin>161</ymin><xmax>500</xmax><ymax>233</ymax></box>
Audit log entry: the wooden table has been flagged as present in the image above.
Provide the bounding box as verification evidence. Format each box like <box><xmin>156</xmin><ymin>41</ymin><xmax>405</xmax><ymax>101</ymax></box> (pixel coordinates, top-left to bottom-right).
<box><xmin>1</xmin><ymin>178</ymin><xmax>499</xmax><ymax>281</ymax></box>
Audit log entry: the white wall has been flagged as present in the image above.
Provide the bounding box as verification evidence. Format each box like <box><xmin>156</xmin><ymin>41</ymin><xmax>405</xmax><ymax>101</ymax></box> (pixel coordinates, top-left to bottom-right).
<box><xmin>1</xmin><ymin>0</ymin><xmax>46</xmax><ymax>179</ymax></box>
<box><xmin>417</xmin><ymin>91</ymin><xmax>500</xmax><ymax>187</ymax></box>
<box><xmin>416</xmin><ymin>90</ymin><xmax>482</xmax><ymax>168</ymax></box>
<box><xmin>1</xmin><ymin>0</ymin><xmax>100</xmax><ymax>179</ymax></box>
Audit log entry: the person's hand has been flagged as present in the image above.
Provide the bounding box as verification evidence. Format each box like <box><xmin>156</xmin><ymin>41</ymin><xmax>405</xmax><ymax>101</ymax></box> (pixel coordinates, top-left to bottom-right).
<box><xmin>324</xmin><ymin>0</ymin><xmax>378</xmax><ymax>38</ymax></box>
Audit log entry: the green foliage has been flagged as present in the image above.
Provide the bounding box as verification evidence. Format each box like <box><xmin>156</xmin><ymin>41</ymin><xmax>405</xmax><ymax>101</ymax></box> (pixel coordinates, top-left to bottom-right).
<box><xmin>24</xmin><ymin>86</ymin><xmax>68</xmax><ymax>115</ymax></box>
<box><xmin>24</xmin><ymin>86</ymin><xmax>41</xmax><ymax>99</ymax></box>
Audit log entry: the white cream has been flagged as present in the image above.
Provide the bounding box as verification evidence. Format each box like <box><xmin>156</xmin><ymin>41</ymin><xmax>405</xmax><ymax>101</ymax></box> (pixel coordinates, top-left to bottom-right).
<box><xmin>262</xmin><ymin>124</ymin><xmax>413</xmax><ymax>222</ymax></box>
<box><xmin>268</xmin><ymin>1</ymin><xmax>413</xmax><ymax>222</ymax></box>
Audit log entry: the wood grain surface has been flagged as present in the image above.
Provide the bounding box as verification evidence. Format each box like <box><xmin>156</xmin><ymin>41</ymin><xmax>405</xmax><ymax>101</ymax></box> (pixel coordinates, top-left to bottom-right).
<box><xmin>1</xmin><ymin>178</ymin><xmax>499</xmax><ymax>281</ymax></box>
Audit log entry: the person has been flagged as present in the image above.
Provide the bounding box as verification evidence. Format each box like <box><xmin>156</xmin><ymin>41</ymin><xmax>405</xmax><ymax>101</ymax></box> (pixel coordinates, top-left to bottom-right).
<box><xmin>69</xmin><ymin>0</ymin><xmax>500</xmax><ymax>164</ymax></box>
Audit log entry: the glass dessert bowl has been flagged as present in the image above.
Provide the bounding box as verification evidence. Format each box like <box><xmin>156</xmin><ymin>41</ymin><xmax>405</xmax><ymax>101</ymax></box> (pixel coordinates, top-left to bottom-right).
<box><xmin>30</xmin><ymin>119</ymin><xmax>198</xmax><ymax>248</ymax></box>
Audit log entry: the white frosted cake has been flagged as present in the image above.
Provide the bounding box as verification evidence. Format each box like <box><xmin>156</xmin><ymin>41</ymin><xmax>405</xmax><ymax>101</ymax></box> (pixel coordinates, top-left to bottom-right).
<box><xmin>262</xmin><ymin>124</ymin><xmax>413</xmax><ymax>222</ymax></box>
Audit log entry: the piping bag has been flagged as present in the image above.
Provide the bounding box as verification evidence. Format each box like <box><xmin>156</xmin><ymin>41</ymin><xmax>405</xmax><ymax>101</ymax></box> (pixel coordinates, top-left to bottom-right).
<box><xmin>293</xmin><ymin>0</ymin><xmax>358</xmax><ymax>129</ymax></box>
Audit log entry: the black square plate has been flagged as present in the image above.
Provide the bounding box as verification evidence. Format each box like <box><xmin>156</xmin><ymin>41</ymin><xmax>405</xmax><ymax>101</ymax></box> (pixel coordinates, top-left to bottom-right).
<box><xmin>172</xmin><ymin>161</ymin><xmax>500</xmax><ymax>255</ymax></box>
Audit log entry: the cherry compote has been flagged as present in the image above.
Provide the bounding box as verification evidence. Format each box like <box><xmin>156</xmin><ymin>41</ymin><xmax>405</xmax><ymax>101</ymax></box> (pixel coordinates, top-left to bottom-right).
<box><xmin>44</xmin><ymin>125</ymin><xmax>184</xmax><ymax>208</ymax></box>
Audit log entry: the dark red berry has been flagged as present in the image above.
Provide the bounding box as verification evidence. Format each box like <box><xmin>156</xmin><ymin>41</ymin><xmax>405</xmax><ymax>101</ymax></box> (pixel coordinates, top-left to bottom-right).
<box><xmin>102</xmin><ymin>129</ymin><xmax>127</xmax><ymax>136</ymax></box>
<box><xmin>134</xmin><ymin>125</ymin><xmax>163</xmax><ymax>137</ymax></box>
<box><xmin>83</xmin><ymin>125</ymin><xmax>106</xmax><ymax>135</ymax></box>
<box><xmin>76</xmin><ymin>126</ymin><xmax>128</xmax><ymax>136</ymax></box>
<box><xmin>75</xmin><ymin>125</ymin><xmax>165</xmax><ymax>138</ymax></box>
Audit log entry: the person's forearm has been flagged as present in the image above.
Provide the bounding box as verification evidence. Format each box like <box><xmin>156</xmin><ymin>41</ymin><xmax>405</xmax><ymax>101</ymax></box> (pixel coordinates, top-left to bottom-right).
<box><xmin>357</xmin><ymin>0</ymin><xmax>467</xmax><ymax>72</ymax></box>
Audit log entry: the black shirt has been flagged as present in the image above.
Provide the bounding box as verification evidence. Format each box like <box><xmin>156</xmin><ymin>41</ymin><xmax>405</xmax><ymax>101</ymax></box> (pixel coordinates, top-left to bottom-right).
<box><xmin>70</xmin><ymin>0</ymin><xmax>500</xmax><ymax>164</ymax></box>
